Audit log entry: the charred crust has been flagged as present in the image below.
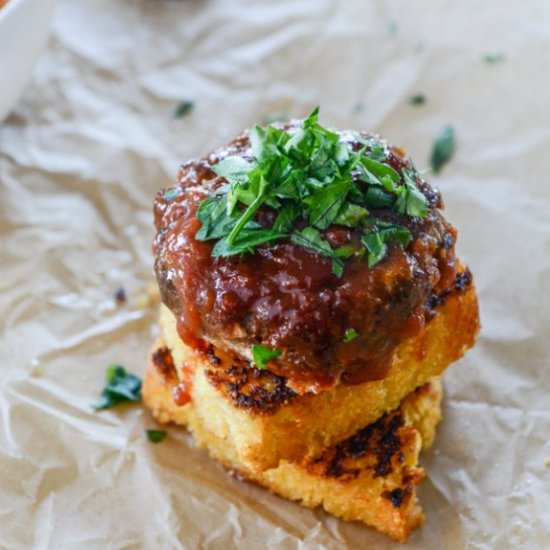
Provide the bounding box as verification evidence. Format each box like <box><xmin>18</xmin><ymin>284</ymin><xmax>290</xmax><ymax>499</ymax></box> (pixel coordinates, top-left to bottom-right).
<box><xmin>314</xmin><ymin>411</ymin><xmax>406</xmax><ymax>481</ymax></box>
<box><xmin>455</xmin><ymin>268</ymin><xmax>473</xmax><ymax>292</ymax></box>
<box><xmin>442</xmin><ymin>231</ymin><xmax>455</xmax><ymax>250</ymax></box>
<box><xmin>152</xmin><ymin>342</ymin><xmax>296</xmax><ymax>414</ymax></box>
<box><xmin>418</xmin><ymin>180</ymin><xmax>442</xmax><ymax>209</ymax></box>
<box><xmin>152</xmin><ymin>346</ymin><xmax>178</xmax><ymax>384</ymax></box>
<box><xmin>374</xmin><ymin>414</ymin><xmax>406</xmax><ymax>477</ymax></box>
<box><xmin>206</xmin><ymin>365</ymin><xmax>297</xmax><ymax>415</ymax></box>
<box><xmin>206</xmin><ymin>344</ymin><xmax>222</xmax><ymax>365</ymax></box>
<box><xmin>384</xmin><ymin>486</ymin><xmax>412</xmax><ymax>508</ymax></box>
<box><xmin>426</xmin><ymin>268</ymin><xmax>473</xmax><ymax>318</ymax></box>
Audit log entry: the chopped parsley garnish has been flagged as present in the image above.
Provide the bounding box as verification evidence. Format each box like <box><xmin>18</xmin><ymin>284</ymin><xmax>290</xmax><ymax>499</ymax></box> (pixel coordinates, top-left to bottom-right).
<box><xmin>395</xmin><ymin>170</ymin><xmax>429</xmax><ymax>217</ymax></box>
<box><xmin>93</xmin><ymin>365</ymin><xmax>141</xmax><ymax>410</ymax></box>
<box><xmin>483</xmin><ymin>52</ymin><xmax>505</xmax><ymax>64</ymax></box>
<box><xmin>343</xmin><ymin>328</ymin><xmax>359</xmax><ymax>342</ymax></box>
<box><xmin>195</xmin><ymin>107</ymin><xmax>429</xmax><ymax>274</ymax></box>
<box><xmin>430</xmin><ymin>126</ymin><xmax>455</xmax><ymax>174</ymax></box>
<box><xmin>291</xmin><ymin>227</ymin><xmax>345</xmax><ymax>277</ymax></box>
<box><xmin>362</xmin><ymin>222</ymin><xmax>412</xmax><ymax>267</ymax></box>
<box><xmin>252</xmin><ymin>344</ymin><xmax>282</xmax><ymax>370</ymax></box>
<box><xmin>387</xmin><ymin>20</ymin><xmax>398</xmax><ymax>36</ymax></box>
<box><xmin>409</xmin><ymin>94</ymin><xmax>426</xmax><ymax>106</ymax></box>
<box><xmin>146</xmin><ymin>429</ymin><xmax>167</xmax><ymax>443</ymax></box>
<box><xmin>173</xmin><ymin>100</ymin><xmax>194</xmax><ymax>118</ymax></box>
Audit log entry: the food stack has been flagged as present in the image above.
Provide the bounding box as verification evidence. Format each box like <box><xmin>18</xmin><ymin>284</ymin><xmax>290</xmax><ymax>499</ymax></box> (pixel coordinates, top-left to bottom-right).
<box><xmin>143</xmin><ymin>109</ymin><xmax>479</xmax><ymax>541</ymax></box>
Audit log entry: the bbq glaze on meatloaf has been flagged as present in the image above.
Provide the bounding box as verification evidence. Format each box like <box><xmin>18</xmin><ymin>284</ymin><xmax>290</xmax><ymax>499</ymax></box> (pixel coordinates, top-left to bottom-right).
<box><xmin>153</xmin><ymin>120</ymin><xmax>464</xmax><ymax>393</ymax></box>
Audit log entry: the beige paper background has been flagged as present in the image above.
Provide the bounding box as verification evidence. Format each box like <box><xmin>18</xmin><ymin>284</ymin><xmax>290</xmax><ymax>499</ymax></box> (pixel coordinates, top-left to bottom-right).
<box><xmin>1</xmin><ymin>0</ymin><xmax>550</xmax><ymax>548</ymax></box>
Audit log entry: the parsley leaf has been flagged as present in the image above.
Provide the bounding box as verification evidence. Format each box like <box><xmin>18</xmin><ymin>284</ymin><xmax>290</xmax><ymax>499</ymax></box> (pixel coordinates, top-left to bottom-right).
<box><xmin>361</xmin><ymin>224</ymin><xmax>412</xmax><ymax>267</ymax></box>
<box><xmin>430</xmin><ymin>126</ymin><xmax>455</xmax><ymax>174</ymax></box>
<box><xmin>226</xmin><ymin>175</ymin><xmax>269</xmax><ymax>244</ymax></box>
<box><xmin>334</xmin><ymin>203</ymin><xmax>369</xmax><ymax>226</ymax></box>
<box><xmin>364</xmin><ymin>186</ymin><xmax>394</xmax><ymax>208</ymax></box>
<box><xmin>212</xmin><ymin>157</ymin><xmax>252</xmax><ymax>184</ymax></box>
<box><xmin>377</xmin><ymin>222</ymin><xmax>413</xmax><ymax>247</ymax></box>
<box><xmin>367</xmin><ymin>141</ymin><xmax>386</xmax><ymax>162</ymax></box>
<box><xmin>395</xmin><ymin>170</ymin><xmax>428</xmax><ymax>218</ymax></box>
<box><xmin>291</xmin><ymin>227</ymin><xmax>333</xmax><ymax>255</ymax></box>
<box><xmin>173</xmin><ymin>100</ymin><xmax>194</xmax><ymax>118</ymax></box>
<box><xmin>361</xmin><ymin>156</ymin><xmax>400</xmax><ymax>182</ymax></box>
<box><xmin>273</xmin><ymin>203</ymin><xmax>300</xmax><ymax>232</ymax></box>
<box><xmin>196</xmin><ymin>197</ymin><xmax>236</xmax><ymax>240</ymax></box>
<box><xmin>146</xmin><ymin>429</ymin><xmax>167</xmax><ymax>443</ymax></box>
<box><xmin>252</xmin><ymin>344</ymin><xmax>282</xmax><ymax>370</ymax></box>
<box><xmin>362</xmin><ymin>231</ymin><xmax>387</xmax><ymax>268</ymax></box>
<box><xmin>343</xmin><ymin>328</ymin><xmax>359</xmax><ymax>342</ymax></box>
<box><xmin>308</xmin><ymin>180</ymin><xmax>351</xmax><ymax>229</ymax></box>
<box><xmin>335</xmin><ymin>243</ymin><xmax>357</xmax><ymax>258</ymax></box>
<box><xmin>483</xmin><ymin>52</ymin><xmax>505</xmax><ymax>64</ymax></box>
<box><xmin>331</xmin><ymin>258</ymin><xmax>345</xmax><ymax>277</ymax></box>
<box><xmin>409</xmin><ymin>94</ymin><xmax>426</xmax><ymax>106</ymax></box>
<box><xmin>93</xmin><ymin>365</ymin><xmax>141</xmax><ymax>410</ymax></box>
<box><xmin>291</xmin><ymin>227</ymin><xmax>344</xmax><ymax>276</ymax></box>
<box><xmin>212</xmin><ymin>228</ymin><xmax>287</xmax><ymax>256</ymax></box>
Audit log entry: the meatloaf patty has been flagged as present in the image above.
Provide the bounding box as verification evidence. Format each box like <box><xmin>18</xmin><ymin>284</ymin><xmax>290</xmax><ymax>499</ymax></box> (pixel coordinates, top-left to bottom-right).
<box><xmin>153</xmin><ymin>120</ymin><xmax>469</xmax><ymax>393</ymax></box>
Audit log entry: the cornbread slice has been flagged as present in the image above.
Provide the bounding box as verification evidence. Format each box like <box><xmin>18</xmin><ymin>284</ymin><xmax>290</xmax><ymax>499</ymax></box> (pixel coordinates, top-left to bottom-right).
<box><xmin>152</xmin><ymin>278</ymin><xmax>477</xmax><ymax>472</ymax></box>
<box><xmin>143</xmin><ymin>346</ymin><xmax>442</xmax><ymax>542</ymax></box>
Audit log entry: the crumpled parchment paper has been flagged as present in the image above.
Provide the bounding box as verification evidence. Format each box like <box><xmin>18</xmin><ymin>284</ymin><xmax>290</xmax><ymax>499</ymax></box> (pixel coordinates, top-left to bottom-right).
<box><xmin>1</xmin><ymin>0</ymin><xmax>550</xmax><ymax>548</ymax></box>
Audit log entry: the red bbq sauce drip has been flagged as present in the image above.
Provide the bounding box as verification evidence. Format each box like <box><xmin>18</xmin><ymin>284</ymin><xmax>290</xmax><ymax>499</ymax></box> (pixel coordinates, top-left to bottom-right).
<box><xmin>172</xmin><ymin>363</ymin><xmax>195</xmax><ymax>406</ymax></box>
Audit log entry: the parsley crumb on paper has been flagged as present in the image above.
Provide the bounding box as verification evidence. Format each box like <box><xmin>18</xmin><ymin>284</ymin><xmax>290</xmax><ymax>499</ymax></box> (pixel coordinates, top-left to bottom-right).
<box><xmin>93</xmin><ymin>365</ymin><xmax>142</xmax><ymax>410</ymax></box>
<box><xmin>173</xmin><ymin>100</ymin><xmax>194</xmax><ymax>118</ymax></box>
<box><xmin>146</xmin><ymin>429</ymin><xmax>167</xmax><ymax>443</ymax></box>
<box><xmin>430</xmin><ymin>126</ymin><xmax>455</xmax><ymax>174</ymax></box>
<box><xmin>409</xmin><ymin>94</ymin><xmax>426</xmax><ymax>106</ymax></box>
